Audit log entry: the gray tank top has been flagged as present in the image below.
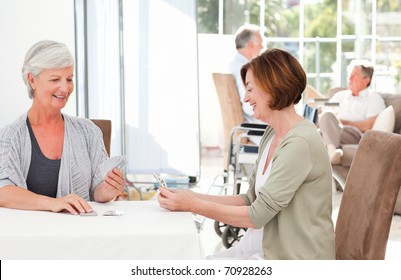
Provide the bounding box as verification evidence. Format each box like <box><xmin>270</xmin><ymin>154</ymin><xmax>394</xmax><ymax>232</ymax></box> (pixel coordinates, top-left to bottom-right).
<box><xmin>26</xmin><ymin>118</ymin><xmax>61</xmax><ymax>197</ymax></box>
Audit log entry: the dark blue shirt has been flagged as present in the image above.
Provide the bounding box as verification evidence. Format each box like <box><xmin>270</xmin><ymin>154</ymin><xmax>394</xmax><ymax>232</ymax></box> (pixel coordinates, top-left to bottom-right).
<box><xmin>26</xmin><ymin>118</ymin><xmax>61</xmax><ymax>197</ymax></box>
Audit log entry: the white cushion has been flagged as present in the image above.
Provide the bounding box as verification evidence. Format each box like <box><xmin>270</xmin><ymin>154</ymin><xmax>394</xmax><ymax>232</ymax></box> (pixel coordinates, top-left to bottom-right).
<box><xmin>372</xmin><ymin>105</ymin><xmax>395</xmax><ymax>133</ymax></box>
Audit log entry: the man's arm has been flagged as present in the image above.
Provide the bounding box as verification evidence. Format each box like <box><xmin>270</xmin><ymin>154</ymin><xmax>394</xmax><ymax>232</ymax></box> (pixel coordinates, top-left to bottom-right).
<box><xmin>340</xmin><ymin>115</ymin><xmax>378</xmax><ymax>132</ymax></box>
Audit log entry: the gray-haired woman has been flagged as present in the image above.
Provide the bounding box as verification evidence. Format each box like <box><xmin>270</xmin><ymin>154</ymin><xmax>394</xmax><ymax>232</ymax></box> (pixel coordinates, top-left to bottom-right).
<box><xmin>0</xmin><ymin>40</ymin><xmax>125</xmax><ymax>214</ymax></box>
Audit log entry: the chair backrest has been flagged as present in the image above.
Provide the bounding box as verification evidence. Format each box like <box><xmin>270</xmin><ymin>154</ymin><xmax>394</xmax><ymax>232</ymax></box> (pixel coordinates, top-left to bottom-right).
<box><xmin>380</xmin><ymin>93</ymin><xmax>401</xmax><ymax>134</ymax></box>
<box><xmin>335</xmin><ymin>130</ymin><xmax>401</xmax><ymax>259</ymax></box>
<box><xmin>303</xmin><ymin>104</ymin><xmax>318</xmax><ymax>125</ymax></box>
<box><xmin>212</xmin><ymin>73</ymin><xmax>245</xmax><ymax>167</ymax></box>
<box><xmin>212</xmin><ymin>72</ymin><xmax>245</xmax><ymax>138</ymax></box>
<box><xmin>304</xmin><ymin>84</ymin><xmax>325</xmax><ymax>100</ymax></box>
<box><xmin>91</xmin><ymin>119</ymin><xmax>112</xmax><ymax>157</ymax></box>
<box><xmin>327</xmin><ymin>87</ymin><xmax>346</xmax><ymax>98</ymax></box>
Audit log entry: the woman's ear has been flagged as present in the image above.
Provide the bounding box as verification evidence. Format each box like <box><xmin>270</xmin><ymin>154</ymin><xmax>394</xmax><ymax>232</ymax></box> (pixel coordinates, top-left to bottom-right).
<box><xmin>28</xmin><ymin>73</ymin><xmax>36</xmax><ymax>90</ymax></box>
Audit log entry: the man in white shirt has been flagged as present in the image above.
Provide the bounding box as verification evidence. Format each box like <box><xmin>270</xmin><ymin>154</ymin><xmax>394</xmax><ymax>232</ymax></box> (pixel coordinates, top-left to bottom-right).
<box><xmin>228</xmin><ymin>24</ymin><xmax>264</xmax><ymax>124</ymax></box>
<box><xmin>319</xmin><ymin>60</ymin><xmax>385</xmax><ymax>164</ymax></box>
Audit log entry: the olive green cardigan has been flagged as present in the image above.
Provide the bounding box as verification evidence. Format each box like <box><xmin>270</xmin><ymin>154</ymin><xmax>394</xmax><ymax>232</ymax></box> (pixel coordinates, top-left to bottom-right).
<box><xmin>241</xmin><ymin>120</ymin><xmax>335</xmax><ymax>259</ymax></box>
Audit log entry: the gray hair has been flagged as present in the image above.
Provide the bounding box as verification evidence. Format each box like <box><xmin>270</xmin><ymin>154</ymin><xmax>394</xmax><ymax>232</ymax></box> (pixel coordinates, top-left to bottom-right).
<box><xmin>22</xmin><ymin>40</ymin><xmax>74</xmax><ymax>98</ymax></box>
<box><xmin>348</xmin><ymin>59</ymin><xmax>374</xmax><ymax>87</ymax></box>
<box><xmin>234</xmin><ymin>24</ymin><xmax>261</xmax><ymax>49</ymax></box>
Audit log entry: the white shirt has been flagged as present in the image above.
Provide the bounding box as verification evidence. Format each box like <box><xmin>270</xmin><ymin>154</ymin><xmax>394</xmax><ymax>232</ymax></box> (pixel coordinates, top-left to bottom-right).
<box><xmin>329</xmin><ymin>88</ymin><xmax>385</xmax><ymax>121</ymax></box>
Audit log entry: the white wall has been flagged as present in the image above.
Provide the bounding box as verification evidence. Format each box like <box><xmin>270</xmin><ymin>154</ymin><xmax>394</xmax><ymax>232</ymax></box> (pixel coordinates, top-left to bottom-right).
<box><xmin>197</xmin><ymin>34</ymin><xmax>237</xmax><ymax>150</ymax></box>
<box><xmin>0</xmin><ymin>0</ymin><xmax>75</xmax><ymax>129</ymax></box>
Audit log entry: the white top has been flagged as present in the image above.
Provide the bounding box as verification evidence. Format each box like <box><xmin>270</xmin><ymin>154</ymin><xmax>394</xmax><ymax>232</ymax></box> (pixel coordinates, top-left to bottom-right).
<box><xmin>329</xmin><ymin>88</ymin><xmax>385</xmax><ymax>121</ymax></box>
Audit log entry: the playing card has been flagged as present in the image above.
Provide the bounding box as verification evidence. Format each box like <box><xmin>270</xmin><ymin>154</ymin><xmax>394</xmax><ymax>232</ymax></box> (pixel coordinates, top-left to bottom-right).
<box><xmin>152</xmin><ymin>173</ymin><xmax>168</xmax><ymax>188</ymax></box>
<box><xmin>100</xmin><ymin>155</ymin><xmax>128</xmax><ymax>177</ymax></box>
<box><xmin>79</xmin><ymin>210</ymin><xmax>98</xmax><ymax>216</ymax></box>
<box><xmin>103</xmin><ymin>210</ymin><xmax>124</xmax><ymax>216</ymax></box>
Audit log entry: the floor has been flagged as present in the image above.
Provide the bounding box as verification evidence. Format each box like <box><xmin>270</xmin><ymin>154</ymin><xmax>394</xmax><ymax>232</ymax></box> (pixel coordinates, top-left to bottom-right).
<box><xmin>195</xmin><ymin>151</ymin><xmax>401</xmax><ymax>259</ymax></box>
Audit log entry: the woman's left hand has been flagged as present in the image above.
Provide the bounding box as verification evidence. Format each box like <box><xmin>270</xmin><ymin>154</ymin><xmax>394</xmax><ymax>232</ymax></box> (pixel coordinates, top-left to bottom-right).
<box><xmin>104</xmin><ymin>168</ymin><xmax>125</xmax><ymax>194</ymax></box>
<box><xmin>94</xmin><ymin>168</ymin><xmax>126</xmax><ymax>202</ymax></box>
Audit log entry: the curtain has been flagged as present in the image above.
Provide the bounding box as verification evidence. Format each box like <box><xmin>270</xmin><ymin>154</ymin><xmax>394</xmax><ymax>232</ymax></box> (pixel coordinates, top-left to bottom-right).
<box><xmin>75</xmin><ymin>0</ymin><xmax>122</xmax><ymax>156</ymax></box>
<box><xmin>75</xmin><ymin>0</ymin><xmax>200</xmax><ymax>178</ymax></box>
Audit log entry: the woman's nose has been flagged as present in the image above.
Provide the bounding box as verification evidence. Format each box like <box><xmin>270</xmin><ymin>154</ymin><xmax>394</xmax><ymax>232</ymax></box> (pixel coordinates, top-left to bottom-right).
<box><xmin>244</xmin><ymin>92</ymin><xmax>250</xmax><ymax>103</ymax></box>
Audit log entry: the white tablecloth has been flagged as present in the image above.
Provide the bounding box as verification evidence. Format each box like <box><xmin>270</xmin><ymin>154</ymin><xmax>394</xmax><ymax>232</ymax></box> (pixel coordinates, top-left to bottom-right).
<box><xmin>0</xmin><ymin>200</ymin><xmax>204</xmax><ymax>260</ymax></box>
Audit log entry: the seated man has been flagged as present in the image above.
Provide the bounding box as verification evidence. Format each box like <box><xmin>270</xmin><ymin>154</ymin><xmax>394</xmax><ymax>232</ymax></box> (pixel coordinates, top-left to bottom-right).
<box><xmin>319</xmin><ymin>60</ymin><xmax>385</xmax><ymax>164</ymax></box>
<box><xmin>228</xmin><ymin>24</ymin><xmax>265</xmax><ymax>125</ymax></box>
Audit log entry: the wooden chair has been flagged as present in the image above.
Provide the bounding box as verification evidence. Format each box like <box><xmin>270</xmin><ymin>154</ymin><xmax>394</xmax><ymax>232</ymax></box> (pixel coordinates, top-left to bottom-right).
<box><xmin>91</xmin><ymin>119</ymin><xmax>112</xmax><ymax>157</ymax></box>
<box><xmin>303</xmin><ymin>84</ymin><xmax>328</xmax><ymax>108</ymax></box>
<box><xmin>212</xmin><ymin>73</ymin><xmax>246</xmax><ymax>169</ymax></box>
<box><xmin>335</xmin><ymin>130</ymin><xmax>401</xmax><ymax>259</ymax></box>
<box><xmin>90</xmin><ymin>119</ymin><xmax>149</xmax><ymax>201</ymax></box>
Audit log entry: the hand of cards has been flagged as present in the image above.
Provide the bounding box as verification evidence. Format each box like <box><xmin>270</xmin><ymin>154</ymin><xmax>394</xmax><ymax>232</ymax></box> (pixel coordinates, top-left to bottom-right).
<box><xmin>152</xmin><ymin>173</ymin><xmax>168</xmax><ymax>188</ymax></box>
<box><xmin>100</xmin><ymin>155</ymin><xmax>128</xmax><ymax>177</ymax></box>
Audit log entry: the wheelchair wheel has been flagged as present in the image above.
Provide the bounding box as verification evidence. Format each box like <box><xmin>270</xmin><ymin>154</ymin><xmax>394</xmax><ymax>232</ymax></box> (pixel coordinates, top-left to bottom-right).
<box><xmin>221</xmin><ymin>226</ymin><xmax>247</xmax><ymax>248</ymax></box>
<box><xmin>214</xmin><ymin>220</ymin><xmax>227</xmax><ymax>237</ymax></box>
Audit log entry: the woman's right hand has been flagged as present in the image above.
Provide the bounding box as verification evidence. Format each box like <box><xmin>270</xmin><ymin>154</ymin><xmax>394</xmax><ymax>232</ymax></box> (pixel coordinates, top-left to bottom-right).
<box><xmin>158</xmin><ymin>186</ymin><xmax>196</xmax><ymax>212</ymax></box>
<box><xmin>48</xmin><ymin>194</ymin><xmax>93</xmax><ymax>215</ymax></box>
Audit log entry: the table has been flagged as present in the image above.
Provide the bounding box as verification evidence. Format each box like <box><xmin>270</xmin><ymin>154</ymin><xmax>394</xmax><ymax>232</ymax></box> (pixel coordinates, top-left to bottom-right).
<box><xmin>0</xmin><ymin>200</ymin><xmax>204</xmax><ymax>260</ymax></box>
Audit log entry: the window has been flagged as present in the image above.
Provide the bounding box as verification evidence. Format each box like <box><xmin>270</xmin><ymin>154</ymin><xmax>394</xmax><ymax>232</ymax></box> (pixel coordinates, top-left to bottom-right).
<box><xmin>197</xmin><ymin>0</ymin><xmax>401</xmax><ymax>94</ymax></box>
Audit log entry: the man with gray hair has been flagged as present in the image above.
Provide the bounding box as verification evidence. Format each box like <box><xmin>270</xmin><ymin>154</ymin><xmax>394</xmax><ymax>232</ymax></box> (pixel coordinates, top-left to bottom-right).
<box><xmin>319</xmin><ymin>60</ymin><xmax>385</xmax><ymax>164</ymax></box>
<box><xmin>228</xmin><ymin>24</ymin><xmax>264</xmax><ymax>124</ymax></box>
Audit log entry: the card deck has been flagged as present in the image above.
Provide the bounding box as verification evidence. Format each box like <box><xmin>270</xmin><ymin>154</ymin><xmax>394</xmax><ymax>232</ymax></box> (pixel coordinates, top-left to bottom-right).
<box><xmin>100</xmin><ymin>155</ymin><xmax>128</xmax><ymax>177</ymax></box>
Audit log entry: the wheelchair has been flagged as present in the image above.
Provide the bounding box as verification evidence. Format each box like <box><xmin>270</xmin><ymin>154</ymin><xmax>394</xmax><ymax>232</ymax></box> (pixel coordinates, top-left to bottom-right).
<box><xmin>205</xmin><ymin>123</ymin><xmax>266</xmax><ymax>248</ymax></box>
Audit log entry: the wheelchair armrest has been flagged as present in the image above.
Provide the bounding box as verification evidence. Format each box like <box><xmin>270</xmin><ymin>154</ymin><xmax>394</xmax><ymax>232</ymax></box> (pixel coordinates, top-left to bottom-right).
<box><xmin>247</xmin><ymin>130</ymin><xmax>264</xmax><ymax>136</ymax></box>
<box><xmin>243</xmin><ymin>145</ymin><xmax>259</xmax><ymax>153</ymax></box>
<box><xmin>239</xmin><ymin>123</ymin><xmax>267</xmax><ymax>136</ymax></box>
<box><xmin>240</xmin><ymin>123</ymin><xmax>268</xmax><ymax>130</ymax></box>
